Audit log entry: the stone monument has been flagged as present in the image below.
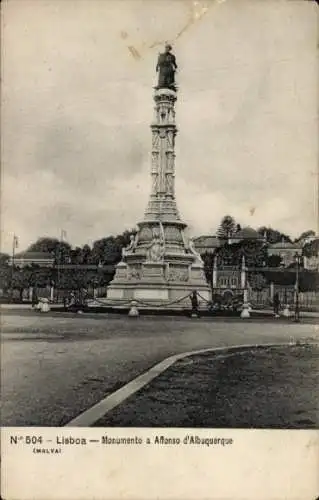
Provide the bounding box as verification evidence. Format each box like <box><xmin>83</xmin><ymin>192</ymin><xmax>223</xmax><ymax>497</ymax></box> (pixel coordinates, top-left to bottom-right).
<box><xmin>106</xmin><ymin>46</ymin><xmax>211</xmax><ymax>308</ymax></box>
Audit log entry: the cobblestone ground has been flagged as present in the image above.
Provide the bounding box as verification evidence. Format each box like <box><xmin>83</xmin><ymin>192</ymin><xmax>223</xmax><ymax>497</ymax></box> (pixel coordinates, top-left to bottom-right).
<box><xmin>1</xmin><ymin>312</ymin><xmax>317</xmax><ymax>426</ymax></box>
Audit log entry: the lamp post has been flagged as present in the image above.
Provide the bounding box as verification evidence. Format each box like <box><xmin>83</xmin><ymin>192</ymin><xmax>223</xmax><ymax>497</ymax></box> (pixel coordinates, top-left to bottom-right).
<box><xmin>294</xmin><ymin>252</ymin><xmax>302</xmax><ymax>323</ymax></box>
<box><xmin>10</xmin><ymin>234</ymin><xmax>18</xmax><ymax>301</ymax></box>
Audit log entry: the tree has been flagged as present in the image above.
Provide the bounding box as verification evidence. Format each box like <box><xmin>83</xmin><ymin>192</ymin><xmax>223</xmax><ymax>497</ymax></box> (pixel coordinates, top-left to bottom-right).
<box><xmin>91</xmin><ymin>230</ymin><xmax>135</xmax><ymax>265</ymax></box>
<box><xmin>9</xmin><ymin>264</ymin><xmax>52</xmax><ymax>301</ymax></box>
<box><xmin>265</xmin><ymin>254</ymin><xmax>282</xmax><ymax>268</ymax></box>
<box><xmin>27</xmin><ymin>237</ymin><xmax>72</xmax><ymax>264</ymax></box>
<box><xmin>248</xmin><ymin>272</ymin><xmax>268</xmax><ymax>291</ymax></box>
<box><xmin>28</xmin><ymin>237</ymin><xmax>69</xmax><ymax>253</ymax></box>
<box><xmin>202</xmin><ymin>252</ymin><xmax>215</xmax><ymax>286</ymax></box>
<box><xmin>302</xmin><ymin>238</ymin><xmax>319</xmax><ymax>258</ymax></box>
<box><xmin>0</xmin><ymin>253</ymin><xmax>10</xmax><ymax>264</ymax></box>
<box><xmin>0</xmin><ymin>258</ymin><xmax>11</xmax><ymax>294</ymax></box>
<box><xmin>81</xmin><ymin>244</ymin><xmax>92</xmax><ymax>264</ymax></box>
<box><xmin>216</xmin><ymin>215</ymin><xmax>237</xmax><ymax>240</ymax></box>
<box><xmin>257</xmin><ymin>227</ymin><xmax>292</xmax><ymax>244</ymax></box>
<box><xmin>214</xmin><ymin>240</ymin><xmax>267</xmax><ymax>268</ymax></box>
<box><xmin>70</xmin><ymin>247</ymin><xmax>83</xmax><ymax>265</ymax></box>
<box><xmin>295</xmin><ymin>230</ymin><xmax>316</xmax><ymax>243</ymax></box>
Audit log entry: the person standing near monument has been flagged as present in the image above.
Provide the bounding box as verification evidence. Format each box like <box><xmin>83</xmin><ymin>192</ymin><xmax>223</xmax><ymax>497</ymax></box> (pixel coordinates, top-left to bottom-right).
<box><xmin>273</xmin><ymin>292</ymin><xmax>280</xmax><ymax>318</ymax></box>
<box><xmin>156</xmin><ymin>44</ymin><xmax>177</xmax><ymax>90</ymax></box>
<box><xmin>190</xmin><ymin>290</ymin><xmax>199</xmax><ymax>317</ymax></box>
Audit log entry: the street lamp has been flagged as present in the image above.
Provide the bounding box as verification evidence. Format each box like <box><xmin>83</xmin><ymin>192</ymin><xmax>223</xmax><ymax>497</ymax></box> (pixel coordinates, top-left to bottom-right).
<box><xmin>294</xmin><ymin>252</ymin><xmax>303</xmax><ymax>323</ymax></box>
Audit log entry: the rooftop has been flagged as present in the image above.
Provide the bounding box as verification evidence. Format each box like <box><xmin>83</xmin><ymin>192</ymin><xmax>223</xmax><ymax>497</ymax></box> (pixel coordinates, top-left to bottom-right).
<box><xmin>14</xmin><ymin>251</ymin><xmax>54</xmax><ymax>260</ymax></box>
<box><xmin>232</xmin><ymin>227</ymin><xmax>264</xmax><ymax>240</ymax></box>
<box><xmin>268</xmin><ymin>241</ymin><xmax>303</xmax><ymax>249</ymax></box>
<box><xmin>193</xmin><ymin>236</ymin><xmax>221</xmax><ymax>248</ymax></box>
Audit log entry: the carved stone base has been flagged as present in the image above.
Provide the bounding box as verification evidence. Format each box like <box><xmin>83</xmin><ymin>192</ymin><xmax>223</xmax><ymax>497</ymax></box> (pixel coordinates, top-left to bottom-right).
<box><xmin>102</xmin><ymin>279</ymin><xmax>210</xmax><ymax>309</ymax></box>
<box><xmin>104</xmin><ymin>219</ymin><xmax>210</xmax><ymax>310</ymax></box>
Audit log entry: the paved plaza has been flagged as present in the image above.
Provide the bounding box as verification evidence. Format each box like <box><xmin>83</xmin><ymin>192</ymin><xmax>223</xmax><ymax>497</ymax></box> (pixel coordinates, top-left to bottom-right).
<box><xmin>1</xmin><ymin>311</ymin><xmax>317</xmax><ymax>427</ymax></box>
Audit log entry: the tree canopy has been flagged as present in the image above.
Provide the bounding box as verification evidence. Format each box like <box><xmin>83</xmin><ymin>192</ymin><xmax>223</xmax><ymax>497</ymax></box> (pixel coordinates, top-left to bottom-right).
<box><xmin>295</xmin><ymin>230</ymin><xmax>316</xmax><ymax>243</ymax></box>
<box><xmin>216</xmin><ymin>215</ymin><xmax>237</xmax><ymax>240</ymax></box>
<box><xmin>257</xmin><ymin>227</ymin><xmax>291</xmax><ymax>244</ymax></box>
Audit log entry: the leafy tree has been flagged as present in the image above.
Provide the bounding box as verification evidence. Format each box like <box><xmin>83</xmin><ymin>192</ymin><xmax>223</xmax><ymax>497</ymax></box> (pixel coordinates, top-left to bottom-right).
<box><xmin>0</xmin><ymin>259</ymin><xmax>11</xmax><ymax>294</ymax></box>
<box><xmin>91</xmin><ymin>230</ymin><xmax>134</xmax><ymax>265</ymax></box>
<box><xmin>202</xmin><ymin>252</ymin><xmax>215</xmax><ymax>286</ymax></box>
<box><xmin>247</xmin><ymin>272</ymin><xmax>268</xmax><ymax>291</ymax></box>
<box><xmin>8</xmin><ymin>264</ymin><xmax>52</xmax><ymax>300</ymax></box>
<box><xmin>0</xmin><ymin>253</ymin><xmax>10</xmax><ymax>264</ymax></box>
<box><xmin>28</xmin><ymin>237</ymin><xmax>69</xmax><ymax>253</ymax></box>
<box><xmin>265</xmin><ymin>254</ymin><xmax>282</xmax><ymax>267</ymax></box>
<box><xmin>81</xmin><ymin>244</ymin><xmax>92</xmax><ymax>264</ymax></box>
<box><xmin>214</xmin><ymin>240</ymin><xmax>267</xmax><ymax>268</ymax></box>
<box><xmin>295</xmin><ymin>230</ymin><xmax>316</xmax><ymax>243</ymax></box>
<box><xmin>11</xmin><ymin>267</ymin><xmax>30</xmax><ymax>300</ymax></box>
<box><xmin>303</xmin><ymin>238</ymin><xmax>319</xmax><ymax>258</ymax></box>
<box><xmin>216</xmin><ymin>215</ymin><xmax>237</xmax><ymax>240</ymax></box>
<box><xmin>27</xmin><ymin>237</ymin><xmax>72</xmax><ymax>264</ymax></box>
<box><xmin>257</xmin><ymin>227</ymin><xmax>291</xmax><ymax>244</ymax></box>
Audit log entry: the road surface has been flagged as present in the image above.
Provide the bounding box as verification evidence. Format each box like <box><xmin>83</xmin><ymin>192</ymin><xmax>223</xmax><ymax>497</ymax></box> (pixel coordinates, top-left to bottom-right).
<box><xmin>1</xmin><ymin>312</ymin><xmax>317</xmax><ymax>426</ymax></box>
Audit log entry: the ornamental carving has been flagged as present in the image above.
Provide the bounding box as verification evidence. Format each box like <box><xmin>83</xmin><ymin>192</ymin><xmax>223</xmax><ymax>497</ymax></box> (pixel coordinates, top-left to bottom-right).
<box><xmin>152</xmin><ymin>133</ymin><xmax>159</xmax><ymax>149</ymax></box>
<box><xmin>164</xmin><ymin>226</ymin><xmax>182</xmax><ymax>242</ymax></box>
<box><xmin>168</xmin><ymin>268</ymin><xmax>189</xmax><ymax>282</ymax></box>
<box><xmin>166</xmin><ymin>174</ymin><xmax>174</xmax><ymax>195</ymax></box>
<box><xmin>122</xmin><ymin>234</ymin><xmax>138</xmax><ymax>258</ymax></box>
<box><xmin>128</xmin><ymin>267</ymin><xmax>142</xmax><ymax>280</ymax></box>
<box><xmin>186</xmin><ymin>237</ymin><xmax>204</xmax><ymax>264</ymax></box>
<box><xmin>167</xmin><ymin>130</ymin><xmax>174</xmax><ymax>149</ymax></box>
<box><xmin>139</xmin><ymin>226</ymin><xmax>153</xmax><ymax>243</ymax></box>
<box><xmin>159</xmin><ymin>129</ymin><xmax>167</xmax><ymax>139</ymax></box>
<box><xmin>147</xmin><ymin>237</ymin><xmax>165</xmax><ymax>262</ymax></box>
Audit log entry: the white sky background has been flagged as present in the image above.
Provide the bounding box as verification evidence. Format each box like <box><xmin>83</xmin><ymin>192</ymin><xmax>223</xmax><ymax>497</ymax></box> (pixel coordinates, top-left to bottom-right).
<box><xmin>1</xmin><ymin>0</ymin><xmax>318</xmax><ymax>252</ymax></box>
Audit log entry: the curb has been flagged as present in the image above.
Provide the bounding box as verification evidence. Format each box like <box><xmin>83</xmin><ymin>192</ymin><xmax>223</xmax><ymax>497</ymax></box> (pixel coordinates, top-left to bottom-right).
<box><xmin>65</xmin><ymin>341</ymin><xmax>307</xmax><ymax>427</ymax></box>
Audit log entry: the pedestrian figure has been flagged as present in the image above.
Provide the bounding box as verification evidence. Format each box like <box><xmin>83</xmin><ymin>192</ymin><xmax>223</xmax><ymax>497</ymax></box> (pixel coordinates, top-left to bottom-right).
<box><xmin>31</xmin><ymin>288</ymin><xmax>38</xmax><ymax>310</ymax></box>
<box><xmin>190</xmin><ymin>290</ymin><xmax>199</xmax><ymax>317</ymax></box>
<box><xmin>273</xmin><ymin>292</ymin><xmax>280</xmax><ymax>318</ymax></box>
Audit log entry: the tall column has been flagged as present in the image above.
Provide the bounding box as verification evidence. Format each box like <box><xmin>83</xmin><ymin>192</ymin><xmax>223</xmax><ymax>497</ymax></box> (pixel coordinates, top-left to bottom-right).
<box><xmin>241</xmin><ymin>255</ymin><xmax>246</xmax><ymax>289</ymax></box>
<box><xmin>144</xmin><ymin>88</ymin><xmax>180</xmax><ymax>222</ymax></box>
<box><xmin>212</xmin><ymin>255</ymin><xmax>217</xmax><ymax>288</ymax></box>
<box><xmin>270</xmin><ymin>282</ymin><xmax>274</xmax><ymax>300</ymax></box>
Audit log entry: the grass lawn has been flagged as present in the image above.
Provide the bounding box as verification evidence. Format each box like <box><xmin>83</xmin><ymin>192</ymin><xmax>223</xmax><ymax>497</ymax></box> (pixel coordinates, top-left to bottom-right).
<box><xmin>94</xmin><ymin>343</ymin><xmax>319</xmax><ymax>428</ymax></box>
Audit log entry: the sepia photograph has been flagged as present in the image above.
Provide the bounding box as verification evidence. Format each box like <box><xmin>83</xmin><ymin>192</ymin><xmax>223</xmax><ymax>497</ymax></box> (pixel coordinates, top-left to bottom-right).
<box><xmin>1</xmin><ymin>0</ymin><xmax>318</xmax><ymax>498</ymax></box>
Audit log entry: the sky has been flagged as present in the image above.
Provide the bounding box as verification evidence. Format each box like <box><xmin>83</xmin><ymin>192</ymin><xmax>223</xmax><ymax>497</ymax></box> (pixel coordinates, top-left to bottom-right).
<box><xmin>1</xmin><ymin>0</ymin><xmax>318</xmax><ymax>253</ymax></box>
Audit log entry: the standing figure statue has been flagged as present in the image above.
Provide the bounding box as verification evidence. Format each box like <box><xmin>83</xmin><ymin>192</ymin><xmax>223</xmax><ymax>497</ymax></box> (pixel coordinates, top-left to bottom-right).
<box><xmin>147</xmin><ymin>235</ymin><xmax>165</xmax><ymax>262</ymax></box>
<box><xmin>156</xmin><ymin>44</ymin><xmax>177</xmax><ymax>90</ymax></box>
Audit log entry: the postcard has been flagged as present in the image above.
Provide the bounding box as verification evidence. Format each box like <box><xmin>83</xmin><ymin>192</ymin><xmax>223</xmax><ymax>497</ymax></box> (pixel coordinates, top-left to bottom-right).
<box><xmin>1</xmin><ymin>1</ymin><xmax>318</xmax><ymax>499</ymax></box>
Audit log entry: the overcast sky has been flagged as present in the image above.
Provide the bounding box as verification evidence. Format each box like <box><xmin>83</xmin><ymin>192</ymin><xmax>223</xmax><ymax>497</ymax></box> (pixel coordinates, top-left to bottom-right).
<box><xmin>2</xmin><ymin>0</ymin><xmax>318</xmax><ymax>253</ymax></box>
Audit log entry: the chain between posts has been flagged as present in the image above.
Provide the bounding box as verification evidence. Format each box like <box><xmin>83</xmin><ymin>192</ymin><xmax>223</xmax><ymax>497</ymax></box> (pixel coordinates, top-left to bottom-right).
<box><xmin>196</xmin><ymin>292</ymin><xmax>212</xmax><ymax>304</ymax></box>
<box><xmin>87</xmin><ymin>291</ymin><xmax>211</xmax><ymax>310</ymax></box>
<box><xmin>133</xmin><ymin>293</ymin><xmax>192</xmax><ymax>308</ymax></box>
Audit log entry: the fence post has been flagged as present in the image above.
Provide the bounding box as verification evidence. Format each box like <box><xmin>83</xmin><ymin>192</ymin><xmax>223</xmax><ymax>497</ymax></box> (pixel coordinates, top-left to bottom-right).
<box><xmin>128</xmin><ymin>300</ymin><xmax>139</xmax><ymax>317</ymax></box>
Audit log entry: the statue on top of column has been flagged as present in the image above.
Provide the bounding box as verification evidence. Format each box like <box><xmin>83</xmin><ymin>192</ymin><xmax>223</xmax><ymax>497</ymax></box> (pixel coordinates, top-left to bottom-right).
<box><xmin>156</xmin><ymin>44</ymin><xmax>177</xmax><ymax>90</ymax></box>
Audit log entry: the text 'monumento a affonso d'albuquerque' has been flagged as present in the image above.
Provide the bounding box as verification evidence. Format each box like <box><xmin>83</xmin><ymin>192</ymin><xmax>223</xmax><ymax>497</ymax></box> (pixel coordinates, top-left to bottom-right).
<box><xmin>106</xmin><ymin>45</ymin><xmax>211</xmax><ymax>308</ymax></box>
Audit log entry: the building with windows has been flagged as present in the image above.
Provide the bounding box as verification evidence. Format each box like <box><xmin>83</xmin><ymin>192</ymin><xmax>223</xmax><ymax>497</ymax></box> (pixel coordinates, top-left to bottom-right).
<box><xmin>267</xmin><ymin>240</ymin><xmax>303</xmax><ymax>267</ymax></box>
<box><xmin>192</xmin><ymin>235</ymin><xmax>220</xmax><ymax>255</ymax></box>
<box><xmin>9</xmin><ymin>251</ymin><xmax>55</xmax><ymax>268</ymax></box>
